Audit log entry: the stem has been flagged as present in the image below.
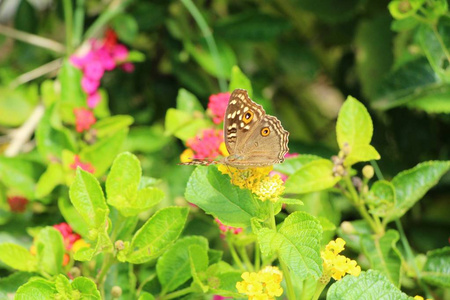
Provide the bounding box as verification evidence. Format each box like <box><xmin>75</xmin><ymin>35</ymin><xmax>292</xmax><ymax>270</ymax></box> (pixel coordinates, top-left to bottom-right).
<box><xmin>370</xmin><ymin>160</ymin><xmax>384</xmax><ymax>180</ymax></box>
<box><xmin>9</xmin><ymin>58</ymin><xmax>63</xmax><ymax>88</ymax></box>
<box><xmin>344</xmin><ymin>176</ymin><xmax>382</xmax><ymax>234</ymax></box>
<box><xmin>279</xmin><ymin>256</ymin><xmax>296</xmax><ymax>300</ymax></box>
<box><xmin>0</xmin><ymin>24</ymin><xmax>65</xmax><ymax>53</ymax></box>
<box><xmin>395</xmin><ymin>219</ymin><xmax>432</xmax><ymax>299</ymax></box>
<box><xmin>226</xmin><ymin>235</ymin><xmax>246</xmax><ymax>271</ymax></box>
<box><xmin>238</xmin><ymin>245</ymin><xmax>254</xmax><ymax>272</ymax></box>
<box><xmin>62</xmin><ymin>0</ymin><xmax>74</xmax><ymax>53</ymax></box>
<box><xmin>73</xmin><ymin>0</ymin><xmax>85</xmax><ymax>47</ymax></box>
<box><xmin>269</xmin><ymin>201</ymin><xmax>277</xmax><ymax>230</ymax></box>
<box><xmin>311</xmin><ymin>281</ymin><xmax>328</xmax><ymax>300</ymax></box>
<box><xmin>96</xmin><ymin>253</ymin><xmax>115</xmax><ymax>296</ymax></box>
<box><xmin>254</xmin><ymin>242</ymin><xmax>261</xmax><ymax>271</ymax></box>
<box><xmin>180</xmin><ymin>0</ymin><xmax>227</xmax><ymax>92</ymax></box>
<box><xmin>136</xmin><ymin>273</ymin><xmax>155</xmax><ymax>297</ymax></box>
<box><xmin>162</xmin><ymin>287</ymin><xmax>194</xmax><ymax>300</ymax></box>
<box><xmin>128</xmin><ymin>263</ymin><xmax>136</xmax><ymax>299</ymax></box>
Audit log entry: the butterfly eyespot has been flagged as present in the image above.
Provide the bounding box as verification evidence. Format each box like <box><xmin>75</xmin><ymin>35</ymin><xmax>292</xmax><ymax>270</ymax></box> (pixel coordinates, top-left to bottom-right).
<box><xmin>243</xmin><ymin>111</ymin><xmax>253</xmax><ymax>124</ymax></box>
<box><xmin>261</xmin><ymin>127</ymin><xmax>270</xmax><ymax>136</ymax></box>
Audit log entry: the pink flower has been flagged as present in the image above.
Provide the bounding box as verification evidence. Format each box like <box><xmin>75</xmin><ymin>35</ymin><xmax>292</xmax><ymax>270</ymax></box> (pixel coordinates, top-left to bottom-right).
<box><xmin>81</xmin><ymin>76</ymin><xmax>100</xmax><ymax>94</ymax></box>
<box><xmin>269</xmin><ymin>171</ymin><xmax>288</xmax><ymax>183</ymax></box>
<box><xmin>70</xmin><ymin>155</ymin><xmax>95</xmax><ymax>174</ymax></box>
<box><xmin>53</xmin><ymin>222</ymin><xmax>81</xmax><ymax>250</ymax></box>
<box><xmin>73</xmin><ymin>108</ymin><xmax>96</xmax><ymax>133</ymax></box>
<box><xmin>121</xmin><ymin>62</ymin><xmax>135</xmax><ymax>73</ymax></box>
<box><xmin>7</xmin><ymin>196</ymin><xmax>28</xmax><ymax>213</ymax></box>
<box><xmin>87</xmin><ymin>91</ymin><xmax>101</xmax><ymax>109</ymax></box>
<box><xmin>186</xmin><ymin>128</ymin><xmax>224</xmax><ymax>159</ymax></box>
<box><xmin>84</xmin><ymin>60</ymin><xmax>104</xmax><ymax>81</ymax></box>
<box><xmin>96</xmin><ymin>48</ymin><xmax>116</xmax><ymax>71</ymax></box>
<box><xmin>111</xmin><ymin>44</ymin><xmax>129</xmax><ymax>61</ymax></box>
<box><xmin>215</xmin><ymin>218</ymin><xmax>243</xmax><ymax>235</ymax></box>
<box><xmin>285</xmin><ymin>152</ymin><xmax>299</xmax><ymax>158</ymax></box>
<box><xmin>213</xmin><ymin>296</ymin><xmax>231</xmax><ymax>300</ymax></box>
<box><xmin>208</xmin><ymin>92</ymin><xmax>230</xmax><ymax>124</ymax></box>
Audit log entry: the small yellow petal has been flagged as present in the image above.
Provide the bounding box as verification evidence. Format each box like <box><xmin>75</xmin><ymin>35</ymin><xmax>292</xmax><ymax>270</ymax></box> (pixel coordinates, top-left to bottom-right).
<box><xmin>180</xmin><ymin>148</ymin><xmax>194</xmax><ymax>163</ymax></box>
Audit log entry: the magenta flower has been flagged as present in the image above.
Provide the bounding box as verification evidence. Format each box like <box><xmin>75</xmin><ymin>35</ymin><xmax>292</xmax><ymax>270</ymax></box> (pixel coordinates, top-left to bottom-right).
<box><xmin>215</xmin><ymin>218</ymin><xmax>243</xmax><ymax>235</ymax></box>
<box><xmin>121</xmin><ymin>62</ymin><xmax>135</xmax><ymax>73</ymax></box>
<box><xmin>73</xmin><ymin>107</ymin><xmax>96</xmax><ymax>133</ymax></box>
<box><xmin>87</xmin><ymin>92</ymin><xmax>101</xmax><ymax>109</ymax></box>
<box><xmin>186</xmin><ymin>128</ymin><xmax>224</xmax><ymax>159</ymax></box>
<box><xmin>111</xmin><ymin>44</ymin><xmax>129</xmax><ymax>61</ymax></box>
<box><xmin>208</xmin><ymin>92</ymin><xmax>230</xmax><ymax>124</ymax></box>
<box><xmin>81</xmin><ymin>76</ymin><xmax>100</xmax><ymax>94</ymax></box>
<box><xmin>84</xmin><ymin>60</ymin><xmax>104</xmax><ymax>81</ymax></box>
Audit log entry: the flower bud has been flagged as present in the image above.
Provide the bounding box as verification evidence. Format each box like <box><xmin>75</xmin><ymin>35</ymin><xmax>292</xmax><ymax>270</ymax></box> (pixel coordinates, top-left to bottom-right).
<box><xmin>340</xmin><ymin>221</ymin><xmax>355</xmax><ymax>234</ymax></box>
<box><xmin>69</xmin><ymin>267</ymin><xmax>81</xmax><ymax>278</ymax></box>
<box><xmin>362</xmin><ymin>165</ymin><xmax>374</xmax><ymax>179</ymax></box>
<box><xmin>115</xmin><ymin>240</ymin><xmax>125</xmax><ymax>251</ymax></box>
<box><xmin>111</xmin><ymin>286</ymin><xmax>122</xmax><ymax>298</ymax></box>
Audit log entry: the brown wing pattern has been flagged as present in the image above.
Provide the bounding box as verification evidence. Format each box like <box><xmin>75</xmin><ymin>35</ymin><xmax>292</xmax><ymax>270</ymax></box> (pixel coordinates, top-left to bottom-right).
<box><xmin>223</xmin><ymin>89</ymin><xmax>265</xmax><ymax>155</ymax></box>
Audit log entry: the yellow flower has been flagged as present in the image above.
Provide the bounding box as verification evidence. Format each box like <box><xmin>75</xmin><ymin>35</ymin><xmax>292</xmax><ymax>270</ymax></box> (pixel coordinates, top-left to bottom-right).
<box><xmin>321</xmin><ymin>238</ymin><xmax>361</xmax><ymax>281</ymax></box>
<box><xmin>413</xmin><ymin>296</ymin><xmax>432</xmax><ymax>300</ymax></box>
<box><xmin>218</xmin><ymin>165</ymin><xmax>272</xmax><ymax>190</ymax></box>
<box><xmin>236</xmin><ymin>266</ymin><xmax>283</xmax><ymax>300</ymax></box>
<box><xmin>180</xmin><ymin>148</ymin><xmax>194</xmax><ymax>163</ymax></box>
<box><xmin>72</xmin><ymin>239</ymin><xmax>90</xmax><ymax>253</ymax></box>
<box><xmin>253</xmin><ymin>175</ymin><xmax>285</xmax><ymax>203</ymax></box>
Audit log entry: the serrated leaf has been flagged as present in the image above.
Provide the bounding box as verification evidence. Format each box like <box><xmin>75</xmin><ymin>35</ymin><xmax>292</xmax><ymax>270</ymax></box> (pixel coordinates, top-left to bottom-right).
<box><xmin>229</xmin><ymin>66</ymin><xmax>253</xmax><ymax>98</ymax></box>
<box><xmin>257</xmin><ymin>211</ymin><xmax>322</xmax><ymax>280</ymax></box>
<box><xmin>164</xmin><ymin>108</ymin><xmax>211</xmax><ymax>142</ymax></box>
<box><xmin>176</xmin><ymin>88</ymin><xmax>204</xmax><ymax>113</ymax></box>
<box><xmin>69</xmin><ymin>169</ymin><xmax>109</xmax><ymax>230</ymax></box>
<box><xmin>157</xmin><ymin>236</ymin><xmax>208</xmax><ymax>293</ymax></box>
<box><xmin>58</xmin><ymin>197</ymin><xmax>89</xmax><ymax>238</ymax></box>
<box><xmin>185</xmin><ymin>167</ymin><xmax>270</xmax><ymax>227</ymax></box>
<box><xmin>367</xmin><ymin>180</ymin><xmax>396</xmax><ymax>217</ymax></box>
<box><xmin>0</xmin><ymin>243</ymin><xmax>37</xmax><ymax>272</ymax></box>
<box><xmin>361</xmin><ymin>230</ymin><xmax>402</xmax><ymax>286</ymax></box>
<box><xmin>36</xmin><ymin>227</ymin><xmax>64</xmax><ymax>276</ymax></box>
<box><xmin>15</xmin><ymin>278</ymin><xmax>57</xmax><ymax>300</ymax></box>
<box><xmin>91</xmin><ymin>115</ymin><xmax>134</xmax><ymax>139</ymax></box>
<box><xmin>345</xmin><ymin>144</ymin><xmax>380</xmax><ymax>166</ymax></box>
<box><xmin>0</xmin><ymin>272</ymin><xmax>34</xmax><ymax>299</ymax></box>
<box><xmin>138</xmin><ymin>292</ymin><xmax>155</xmax><ymax>300</ymax></box>
<box><xmin>189</xmin><ymin>244</ymin><xmax>209</xmax><ymax>293</ymax></box>
<box><xmin>55</xmin><ymin>275</ymin><xmax>72</xmax><ymax>297</ymax></box>
<box><xmin>422</xmin><ymin>246</ymin><xmax>450</xmax><ymax>287</ymax></box>
<box><xmin>112</xmin><ymin>13</ymin><xmax>138</xmax><ymax>44</ymax></box>
<box><xmin>71</xmin><ymin>277</ymin><xmax>101</xmax><ymax>299</ymax></box>
<box><xmin>207</xmin><ymin>271</ymin><xmax>243</xmax><ymax>298</ymax></box>
<box><xmin>336</xmin><ymin>96</ymin><xmax>375</xmax><ymax>166</ymax></box>
<box><xmin>127</xmin><ymin>207</ymin><xmax>189</xmax><ymax>264</ymax></box>
<box><xmin>327</xmin><ymin>270</ymin><xmax>411</xmax><ymax>300</ymax></box>
<box><xmin>285</xmin><ymin>159</ymin><xmax>340</xmax><ymax>194</ymax></box>
<box><xmin>386</xmin><ymin>161</ymin><xmax>450</xmax><ymax>222</ymax></box>
<box><xmin>35</xmin><ymin>163</ymin><xmax>64</xmax><ymax>198</ymax></box>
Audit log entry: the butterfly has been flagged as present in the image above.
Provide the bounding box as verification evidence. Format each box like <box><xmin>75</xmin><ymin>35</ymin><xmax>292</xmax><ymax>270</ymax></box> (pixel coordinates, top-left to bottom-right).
<box><xmin>181</xmin><ymin>89</ymin><xmax>289</xmax><ymax>168</ymax></box>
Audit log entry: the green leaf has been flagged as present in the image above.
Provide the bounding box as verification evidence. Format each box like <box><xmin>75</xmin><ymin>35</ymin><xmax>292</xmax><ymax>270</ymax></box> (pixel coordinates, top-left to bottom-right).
<box><xmin>91</xmin><ymin>115</ymin><xmax>134</xmax><ymax>139</ymax></box>
<box><xmin>36</xmin><ymin>227</ymin><xmax>64</xmax><ymax>276</ymax></box>
<box><xmin>69</xmin><ymin>169</ymin><xmax>109</xmax><ymax>231</ymax></box>
<box><xmin>405</xmin><ymin>89</ymin><xmax>450</xmax><ymax>113</ymax></box>
<box><xmin>74</xmin><ymin>230</ymin><xmax>111</xmax><ymax>262</ymax></box>
<box><xmin>58</xmin><ymin>197</ymin><xmax>90</xmax><ymax>238</ymax></box>
<box><xmin>35</xmin><ymin>163</ymin><xmax>64</xmax><ymax>198</ymax></box>
<box><xmin>125</xmin><ymin>125</ymin><xmax>171</xmax><ymax>153</ymax></box>
<box><xmin>189</xmin><ymin>244</ymin><xmax>209</xmax><ymax>293</ymax></box>
<box><xmin>422</xmin><ymin>246</ymin><xmax>450</xmax><ymax>287</ymax></box>
<box><xmin>273</xmin><ymin>154</ymin><xmax>322</xmax><ymax>176</ymax></box>
<box><xmin>257</xmin><ymin>211</ymin><xmax>322</xmax><ymax>280</ymax></box>
<box><xmin>15</xmin><ymin>278</ymin><xmax>57</xmax><ymax>300</ymax></box>
<box><xmin>164</xmin><ymin>108</ymin><xmax>211</xmax><ymax>141</ymax></box>
<box><xmin>138</xmin><ymin>292</ymin><xmax>155</xmax><ymax>300</ymax></box>
<box><xmin>112</xmin><ymin>13</ymin><xmax>138</xmax><ymax>44</ymax></box>
<box><xmin>229</xmin><ymin>66</ymin><xmax>253</xmax><ymax>98</ymax></box>
<box><xmin>55</xmin><ymin>275</ymin><xmax>72</xmax><ymax>297</ymax></box>
<box><xmin>327</xmin><ymin>270</ymin><xmax>411</xmax><ymax>300</ymax></box>
<box><xmin>367</xmin><ymin>180</ymin><xmax>396</xmax><ymax>217</ymax></box>
<box><xmin>157</xmin><ymin>236</ymin><xmax>208</xmax><ymax>293</ymax></box>
<box><xmin>0</xmin><ymin>272</ymin><xmax>34</xmax><ymax>299</ymax></box>
<box><xmin>71</xmin><ymin>276</ymin><xmax>101</xmax><ymax>299</ymax></box>
<box><xmin>0</xmin><ymin>243</ymin><xmax>37</xmax><ymax>272</ymax></box>
<box><xmin>345</xmin><ymin>144</ymin><xmax>380</xmax><ymax>166</ymax></box>
<box><xmin>0</xmin><ymin>156</ymin><xmax>44</xmax><ymax>199</ymax></box>
<box><xmin>127</xmin><ymin>207</ymin><xmax>189</xmax><ymax>264</ymax></box>
<box><xmin>285</xmin><ymin>159</ymin><xmax>340</xmax><ymax>194</ymax></box>
<box><xmin>81</xmin><ymin>128</ymin><xmax>129</xmax><ymax>177</ymax></box>
<box><xmin>185</xmin><ymin>167</ymin><xmax>270</xmax><ymax>227</ymax></box>
<box><xmin>360</xmin><ymin>230</ymin><xmax>402</xmax><ymax>287</ymax></box>
<box><xmin>386</xmin><ymin>161</ymin><xmax>450</xmax><ymax>222</ymax></box>
<box><xmin>58</xmin><ymin>60</ymin><xmax>85</xmax><ymax>123</ymax></box>
<box><xmin>36</xmin><ymin>103</ymin><xmax>76</xmax><ymax>162</ymax></box>
<box><xmin>336</xmin><ymin>96</ymin><xmax>374</xmax><ymax>161</ymax></box>
<box><xmin>127</xmin><ymin>50</ymin><xmax>146</xmax><ymax>62</ymax></box>
<box><xmin>293</xmin><ymin>0</ymin><xmax>363</xmax><ymax>23</ymax></box>
<box><xmin>176</xmin><ymin>88</ymin><xmax>204</xmax><ymax>113</ymax></box>
<box><xmin>0</xmin><ymin>85</ymin><xmax>38</xmax><ymax>126</ymax></box>
<box><xmin>106</xmin><ymin>152</ymin><xmax>163</xmax><ymax>216</ymax></box>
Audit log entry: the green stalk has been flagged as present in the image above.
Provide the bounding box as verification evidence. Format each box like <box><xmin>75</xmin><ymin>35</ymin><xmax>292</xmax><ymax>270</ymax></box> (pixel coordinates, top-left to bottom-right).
<box><xmin>254</xmin><ymin>242</ymin><xmax>261</xmax><ymax>271</ymax></box>
<box><xmin>96</xmin><ymin>253</ymin><xmax>115</xmax><ymax>297</ymax></box>
<box><xmin>279</xmin><ymin>256</ymin><xmax>296</xmax><ymax>300</ymax></box>
<box><xmin>73</xmin><ymin>0</ymin><xmax>85</xmax><ymax>47</ymax></box>
<box><xmin>395</xmin><ymin>219</ymin><xmax>432</xmax><ymax>299</ymax></box>
<box><xmin>62</xmin><ymin>0</ymin><xmax>74</xmax><ymax>53</ymax></box>
<box><xmin>311</xmin><ymin>281</ymin><xmax>328</xmax><ymax>300</ymax></box>
<box><xmin>238</xmin><ymin>245</ymin><xmax>254</xmax><ymax>272</ymax></box>
<box><xmin>180</xmin><ymin>0</ymin><xmax>227</xmax><ymax>92</ymax></box>
<box><xmin>226</xmin><ymin>235</ymin><xmax>246</xmax><ymax>271</ymax></box>
<box><xmin>162</xmin><ymin>287</ymin><xmax>194</xmax><ymax>300</ymax></box>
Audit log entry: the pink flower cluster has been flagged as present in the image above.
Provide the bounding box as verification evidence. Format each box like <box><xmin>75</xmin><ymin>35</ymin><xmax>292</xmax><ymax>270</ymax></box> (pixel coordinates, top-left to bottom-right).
<box><xmin>7</xmin><ymin>196</ymin><xmax>28</xmax><ymax>213</ymax></box>
<box><xmin>73</xmin><ymin>108</ymin><xmax>96</xmax><ymax>133</ymax></box>
<box><xmin>70</xmin><ymin>29</ymin><xmax>134</xmax><ymax>108</ymax></box>
<box><xmin>208</xmin><ymin>92</ymin><xmax>230</xmax><ymax>124</ymax></box>
<box><xmin>186</xmin><ymin>128</ymin><xmax>224</xmax><ymax>159</ymax></box>
<box><xmin>215</xmin><ymin>218</ymin><xmax>243</xmax><ymax>235</ymax></box>
<box><xmin>70</xmin><ymin>155</ymin><xmax>95</xmax><ymax>174</ymax></box>
<box><xmin>53</xmin><ymin>222</ymin><xmax>81</xmax><ymax>251</ymax></box>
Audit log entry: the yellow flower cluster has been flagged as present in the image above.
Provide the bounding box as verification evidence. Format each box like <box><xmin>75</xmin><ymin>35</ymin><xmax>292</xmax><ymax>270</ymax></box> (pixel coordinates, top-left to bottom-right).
<box><xmin>321</xmin><ymin>238</ymin><xmax>361</xmax><ymax>281</ymax></box>
<box><xmin>253</xmin><ymin>174</ymin><xmax>285</xmax><ymax>203</ymax></box>
<box><xmin>236</xmin><ymin>266</ymin><xmax>283</xmax><ymax>300</ymax></box>
<box><xmin>414</xmin><ymin>296</ymin><xmax>432</xmax><ymax>300</ymax></box>
<box><xmin>218</xmin><ymin>165</ymin><xmax>272</xmax><ymax>190</ymax></box>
